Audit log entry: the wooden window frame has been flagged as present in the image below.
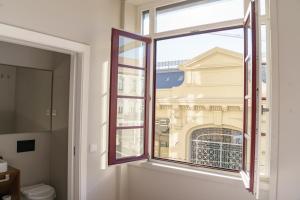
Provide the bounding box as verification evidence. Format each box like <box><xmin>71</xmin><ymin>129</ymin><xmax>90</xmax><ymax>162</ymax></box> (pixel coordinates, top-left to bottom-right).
<box><xmin>108</xmin><ymin>28</ymin><xmax>151</xmax><ymax>165</ymax></box>
<box><xmin>241</xmin><ymin>0</ymin><xmax>258</xmax><ymax>193</ymax></box>
<box><xmin>110</xmin><ymin>2</ymin><xmax>260</xmax><ymax>195</ymax></box>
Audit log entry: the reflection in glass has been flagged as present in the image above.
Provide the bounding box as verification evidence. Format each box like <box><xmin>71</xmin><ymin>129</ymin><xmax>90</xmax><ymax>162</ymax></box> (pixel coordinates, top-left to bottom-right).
<box><xmin>0</xmin><ymin>65</ymin><xmax>52</xmax><ymax>134</ymax></box>
<box><xmin>118</xmin><ymin>36</ymin><xmax>146</xmax><ymax>68</ymax></box>
<box><xmin>118</xmin><ymin>67</ymin><xmax>145</xmax><ymax>97</ymax></box>
<box><xmin>117</xmin><ymin>98</ymin><xmax>144</xmax><ymax>127</ymax></box>
<box><xmin>116</xmin><ymin>128</ymin><xmax>144</xmax><ymax>159</ymax></box>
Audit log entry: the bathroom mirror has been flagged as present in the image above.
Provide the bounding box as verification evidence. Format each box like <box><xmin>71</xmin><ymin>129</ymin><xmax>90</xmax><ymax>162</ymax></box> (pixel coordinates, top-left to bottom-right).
<box><xmin>0</xmin><ymin>64</ymin><xmax>52</xmax><ymax>134</ymax></box>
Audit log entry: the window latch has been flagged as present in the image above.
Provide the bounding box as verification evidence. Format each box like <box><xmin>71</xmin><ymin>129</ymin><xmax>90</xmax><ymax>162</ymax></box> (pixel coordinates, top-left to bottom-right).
<box><xmin>261</xmin><ymin>105</ymin><xmax>270</xmax><ymax>115</ymax></box>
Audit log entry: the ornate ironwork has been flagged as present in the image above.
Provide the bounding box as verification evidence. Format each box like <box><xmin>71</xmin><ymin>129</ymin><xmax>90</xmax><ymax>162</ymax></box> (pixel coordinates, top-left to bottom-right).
<box><xmin>191</xmin><ymin>128</ymin><xmax>242</xmax><ymax>170</ymax></box>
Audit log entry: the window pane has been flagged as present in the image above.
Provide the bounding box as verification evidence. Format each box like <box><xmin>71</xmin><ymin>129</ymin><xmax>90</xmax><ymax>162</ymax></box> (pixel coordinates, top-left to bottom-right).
<box><xmin>119</xmin><ymin>36</ymin><xmax>146</xmax><ymax>68</ymax></box>
<box><xmin>245</xmin><ymin>20</ymin><xmax>252</xmax><ymax>57</ymax></box>
<box><xmin>260</xmin><ymin>25</ymin><xmax>269</xmax><ymax>176</ymax></box>
<box><xmin>118</xmin><ymin>67</ymin><xmax>145</xmax><ymax>97</ymax></box>
<box><xmin>156</xmin><ymin>0</ymin><xmax>244</xmax><ymax>33</ymax></box>
<box><xmin>260</xmin><ymin>25</ymin><xmax>267</xmax><ymax>63</ymax></box>
<box><xmin>154</xmin><ymin>29</ymin><xmax>244</xmax><ymax>170</ymax></box>
<box><xmin>245</xmin><ymin>138</ymin><xmax>251</xmax><ymax>174</ymax></box>
<box><xmin>142</xmin><ymin>10</ymin><xmax>150</xmax><ymax>35</ymax></box>
<box><xmin>260</xmin><ymin>0</ymin><xmax>266</xmax><ymax>16</ymax></box>
<box><xmin>117</xmin><ymin>98</ymin><xmax>144</xmax><ymax>127</ymax></box>
<box><xmin>116</xmin><ymin>128</ymin><xmax>144</xmax><ymax>159</ymax></box>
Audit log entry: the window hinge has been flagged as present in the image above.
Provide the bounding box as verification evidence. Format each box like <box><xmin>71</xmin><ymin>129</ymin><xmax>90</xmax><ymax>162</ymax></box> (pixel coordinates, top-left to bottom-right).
<box><xmin>73</xmin><ymin>146</ymin><xmax>76</xmax><ymax>156</ymax></box>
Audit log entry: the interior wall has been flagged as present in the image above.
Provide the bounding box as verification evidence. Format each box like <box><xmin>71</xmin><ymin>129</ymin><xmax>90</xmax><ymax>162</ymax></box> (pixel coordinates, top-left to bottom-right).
<box><xmin>123</xmin><ymin>2</ymin><xmax>139</xmax><ymax>33</ymax></box>
<box><xmin>0</xmin><ymin>64</ymin><xmax>16</xmax><ymax>133</ymax></box>
<box><xmin>0</xmin><ymin>132</ymin><xmax>51</xmax><ymax>186</ymax></box>
<box><xmin>0</xmin><ymin>41</ymin><xmax>57</xmax><ymax>70</ymax></box>
<box><xmin>0</xmin><ymin>1</ymin><xmax>121</xmax><ymax>200</ymax></box>
<box><xmin>50</xmin><ymin>55</ymin><xmax>70</xmax><ymax>200</ymax></box>
<box><xmin>127</xmin><ymin>164</ymin><xmax>255</xmax><ymax>200</ymax></box>
<box><xmin>14</xmin><ymin>68</ymin><xmax>52</xmax><ymax>132</ymax></box>
<box><xmin>272</xmin><ymin>0</ymin><xmax>300</xmax><ymax>200</ymax></box>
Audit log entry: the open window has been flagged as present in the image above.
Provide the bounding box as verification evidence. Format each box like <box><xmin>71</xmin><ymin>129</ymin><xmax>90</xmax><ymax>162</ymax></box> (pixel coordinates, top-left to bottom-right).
<box><xmin>241</xmin><ymin>0</ymin><xmax>259</xmax><ymax>195</ymax></box>
<box><xmin>109</xmin><ymin>0</ymin><xmax>260</xmax><ymax>197</ymax></box>
<box><xmin>108</xmin><ymin>29</ymin><xmax>151</xmax><ymax>165</ymax></box>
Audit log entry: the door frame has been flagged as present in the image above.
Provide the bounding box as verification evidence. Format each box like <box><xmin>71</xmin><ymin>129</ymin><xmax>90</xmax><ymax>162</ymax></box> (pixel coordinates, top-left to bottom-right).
<box><xmin>0</xmin><ymin>23</ymin><xmax>90</xmax><ymax>200</ymax></box>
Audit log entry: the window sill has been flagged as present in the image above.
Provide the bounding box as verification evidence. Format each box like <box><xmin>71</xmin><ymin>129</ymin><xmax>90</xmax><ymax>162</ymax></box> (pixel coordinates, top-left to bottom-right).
<box><xmin>128</xmin><ymin>159</ymin><xmax>244</xmax><ymax>186</ymax></box>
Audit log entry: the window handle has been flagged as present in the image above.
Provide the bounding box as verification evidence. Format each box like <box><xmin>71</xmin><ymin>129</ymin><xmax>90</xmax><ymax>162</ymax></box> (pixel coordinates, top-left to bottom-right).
<box><xmin>261</xmin><ymin>105</ymin><xmax>270</xmax><ymax>115</ymax></box>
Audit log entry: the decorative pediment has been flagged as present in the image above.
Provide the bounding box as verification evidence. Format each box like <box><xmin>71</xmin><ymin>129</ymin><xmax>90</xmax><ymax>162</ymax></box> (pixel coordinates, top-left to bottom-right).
<box><xmin>179</xmin><ymin>47</ymin><xmax>243</xmax><ymax>71</ymax></box>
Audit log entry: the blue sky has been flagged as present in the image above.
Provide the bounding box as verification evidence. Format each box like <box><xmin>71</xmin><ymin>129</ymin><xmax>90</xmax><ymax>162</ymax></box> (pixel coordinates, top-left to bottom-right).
<box><xmin>156</xmin><ymin>28</ymin><xmax>244</xmax><ymax>62</ymax></box>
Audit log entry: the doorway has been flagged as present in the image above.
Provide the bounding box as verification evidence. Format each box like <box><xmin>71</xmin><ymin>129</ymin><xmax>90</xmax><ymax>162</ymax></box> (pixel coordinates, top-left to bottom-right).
<box><xmin>0</xmin><ymin>23</ymin><xmax>90</xmax><ymax>200</ymax></box>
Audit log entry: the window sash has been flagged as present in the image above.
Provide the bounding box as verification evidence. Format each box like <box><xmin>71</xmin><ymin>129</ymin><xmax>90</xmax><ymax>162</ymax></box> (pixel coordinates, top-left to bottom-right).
<box><xmin>108</xmin><ymin>28</ymin><xmax>151</xmax><ymax>165</ymax></box>
<box><xmin>241</xmin><ymin>1</ymin><xmax>258</xmax><ymax>194</ymax></box>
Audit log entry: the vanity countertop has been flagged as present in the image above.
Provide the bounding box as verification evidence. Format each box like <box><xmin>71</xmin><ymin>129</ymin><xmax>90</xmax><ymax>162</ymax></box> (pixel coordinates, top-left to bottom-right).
<box><xmin>0</xmin><ymin>166</ymin><xmax>20</xmax><ymax>200</ymax></box>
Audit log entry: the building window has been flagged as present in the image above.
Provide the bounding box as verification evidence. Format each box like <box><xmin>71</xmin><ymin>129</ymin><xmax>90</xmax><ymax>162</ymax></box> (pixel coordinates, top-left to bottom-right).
<box><xmin>108</xmin><ymin>28</ymin><xmax>151</xmax><ymax>165</ymax></box>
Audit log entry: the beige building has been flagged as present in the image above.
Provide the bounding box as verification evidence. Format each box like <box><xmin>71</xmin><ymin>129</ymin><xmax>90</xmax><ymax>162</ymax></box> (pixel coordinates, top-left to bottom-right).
<box><xmin>155</xmin><ymin>47</ymin><xmax>269</xmax><ymax>171</ymax></box>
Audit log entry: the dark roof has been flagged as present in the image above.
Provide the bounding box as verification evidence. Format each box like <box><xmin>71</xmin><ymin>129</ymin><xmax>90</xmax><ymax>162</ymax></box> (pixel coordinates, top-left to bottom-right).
<box><xmin>156</xmin><ymin>70</ymin><xmax>184</xmax><ymax>89</ymax></box>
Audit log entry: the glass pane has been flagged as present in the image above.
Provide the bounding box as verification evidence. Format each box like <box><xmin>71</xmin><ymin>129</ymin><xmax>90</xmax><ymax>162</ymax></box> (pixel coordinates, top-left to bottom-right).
<box><xmin>261</xmin><ymin>25</ymin><xmax>267</xmax><ymax>63</ymax></box>
<box><xmin>245</xmin><ymin>18</ymin><xmax>252</xmax><ymax>57</ymax></box>
<box><xmin>142</xmin><ymin>10</ymin><xmax>150</xmax><ymax>35</ymax></box>
<box><xmin>246</xmin><ymin>60</ymin><xmax>252</xmax><ymax>97</ymax></box>
<box><xmin>260</xmin><ymin>0</ymin><xmax>266</xmax><ymax>16</ymax></box>
<box><xmin>118</xmin><ymin>36</ymin><xmax>146</xmax><ymax>68</ymax></box>
<box><xmin>116</xmin><ymin>128</ymin><xmax>144</xmax><ymax>159</ymax></box>
<box><xmin>117</xmin><ymin>98</ymin><xmax>144</xmax><ymax>127</ymax></box>
<box><xmin>118</xmin><ymin>67</ymin><xmax>145</xmax><ymax>97</ymax></box>
<box><xmin>156</xmin><ymin>0</ymin><xmax>244</xmax><ymax>33</ymax></box>
<box><xmin>246</xmin><ymin>60</ymin><xmax>252</xmax><ymax>137</ymax></box>
<box><xmin>154</xmin><ymin>28</ymin><xmax>244</xmax><ymax>170</ymax></box>
<box><xmin>245</xmin><ymin>138</ymin><xmax>251</xmax><ymax>174</ymax></box>
<box><xmin>247</xmin><ymin>100</ymin><xmax>252</xmax><ymax>136</ymax></box>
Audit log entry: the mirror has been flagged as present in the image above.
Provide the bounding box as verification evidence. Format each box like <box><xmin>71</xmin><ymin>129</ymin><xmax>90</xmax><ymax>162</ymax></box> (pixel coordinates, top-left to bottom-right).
<box><xmin>0</xmin><ymin>64</ymin><xmax>52</xmax><ymax>134</ymax></box>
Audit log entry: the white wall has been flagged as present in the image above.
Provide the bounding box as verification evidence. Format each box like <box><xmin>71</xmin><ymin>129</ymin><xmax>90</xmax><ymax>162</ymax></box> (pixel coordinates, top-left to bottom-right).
<box><xmin>127</xmin><ymin>164</ymin><xmax>255</xmax><ymax>200</ymax></box>
<box><xmin>123</xmin><ymin>2</ymin><xmax>138</xmax><ymax>32</ymax></box>
<box><xmin>272</xmin><ymin>0</ymin><xmax>300</xmax><ymax>200</ymax></box>
<box><xmin>0</xmin><ymin>1</ymin><xmax>121</xmax><ymax>200</ymax></box>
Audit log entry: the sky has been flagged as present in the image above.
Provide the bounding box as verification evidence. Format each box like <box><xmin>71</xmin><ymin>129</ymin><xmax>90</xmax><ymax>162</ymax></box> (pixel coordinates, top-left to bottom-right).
<box><xmin>156</xmin><ymin>0</ymin><xmax>244</xmax><ymax>33</ymax></box>
<box><xmin>156</xmin><ymin>28</ymin><xmax>244</xmax><ymax>62</ymax></box>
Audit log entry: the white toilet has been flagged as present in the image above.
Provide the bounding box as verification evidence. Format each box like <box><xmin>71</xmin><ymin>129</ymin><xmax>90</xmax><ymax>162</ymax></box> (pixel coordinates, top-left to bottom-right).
<box><xmin>21</xmin><ymin>184</ymin><xmax>56</xmax><ymax>200</ymax></box>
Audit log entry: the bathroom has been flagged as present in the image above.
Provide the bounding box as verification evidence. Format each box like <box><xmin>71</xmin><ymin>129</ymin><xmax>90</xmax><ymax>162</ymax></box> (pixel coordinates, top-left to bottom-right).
<box><xmin>0</xmin><ymin>40</ymin><xmax>71</xmax><ymax>200</ymax></box>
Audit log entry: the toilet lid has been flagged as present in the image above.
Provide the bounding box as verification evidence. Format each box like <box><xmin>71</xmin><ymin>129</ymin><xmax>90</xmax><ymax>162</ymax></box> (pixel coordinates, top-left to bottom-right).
<box><xmin>21</xmin><ymin>184</ymin><xmax>56</xmax><ymax>199</ymax></box>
